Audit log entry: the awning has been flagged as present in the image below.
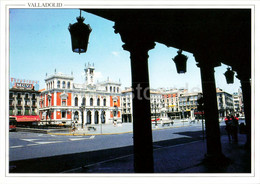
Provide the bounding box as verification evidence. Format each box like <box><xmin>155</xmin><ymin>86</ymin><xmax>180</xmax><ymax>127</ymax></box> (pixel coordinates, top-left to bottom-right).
<box><xmin>194</xmin><ymin>111</ymin><xmax>204</xmax><ymax>115</ymax></box>
<box><xmin>15</xmin><ymin>115</ymin><xmax>40</xmax><ymax>122</ymax></box>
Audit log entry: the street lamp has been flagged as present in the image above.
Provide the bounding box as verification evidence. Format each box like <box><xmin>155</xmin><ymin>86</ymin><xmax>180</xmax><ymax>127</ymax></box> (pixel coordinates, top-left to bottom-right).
<box><xmin>113</xmin><ymin>105</ymin><xmax>118</xmax><ymax>125</ymax></box>
<box><xmin>224</xmin><ymin>67</ymin><xmax>235</xmax><ymax>84</ymax></box>
<box><xmin>153</xmin><ymin>100</ymin><xmax>158</xmax><ymax>127</ymax></box>
<box><xmin>172</xmin><ymin>49</ymin><xmax>188</xmax><ymax>74</ymax></box>
<box><xmin>80</xmin><ymin>103</ymin><xmax>85</xmax><ymax>129</ymax></box>
<box><xmin>197</xmin><ymin>93</ymin><xmax>205</xmax><ymax>140</ymax></box>
<box><xmin>68</xmin><ymin>10</ymin><xmax>92</xmax><ymax>54</ymax></box>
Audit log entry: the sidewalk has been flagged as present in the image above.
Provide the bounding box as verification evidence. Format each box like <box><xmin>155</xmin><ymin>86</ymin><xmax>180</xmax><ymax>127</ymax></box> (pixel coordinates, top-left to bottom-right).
<box><xmin>66</xmin><ymin>124</ymin><xmax>251</xmax><ymax>173</ymax></box>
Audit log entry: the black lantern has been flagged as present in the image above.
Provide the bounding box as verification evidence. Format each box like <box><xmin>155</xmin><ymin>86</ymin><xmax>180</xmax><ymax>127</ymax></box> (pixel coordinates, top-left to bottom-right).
<box><xmin>68</xmin><ymin>10</ymin><xmax>92</xmax><ymax>54</ymax></box>
<box><xmin>224</xmin><ymin>67</ymin><xmax>235</xmax><ymax>84</ymax></box>
<box><xmin>172</xmin><ymin>49</ymin><xmax>188</xmax><ymax>74</ymax></box>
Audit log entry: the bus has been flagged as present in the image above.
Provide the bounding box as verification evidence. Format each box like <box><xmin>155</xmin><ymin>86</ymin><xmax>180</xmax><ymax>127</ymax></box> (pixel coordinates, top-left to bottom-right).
<box><xmin>9</xmin><ymin>116</ymin><xmax>17</xmax><ymax>132</ymax></box>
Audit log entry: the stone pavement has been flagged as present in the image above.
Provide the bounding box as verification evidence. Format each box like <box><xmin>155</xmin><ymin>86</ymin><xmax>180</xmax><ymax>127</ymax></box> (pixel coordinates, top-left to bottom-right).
<box><xmin>65</xmin><ymin>122</ymin><xmax>251</xmax><ymax>174</ymax></box>
<box><xmin>48</xmin><ymin>119</ymin><xmax>194</xmax><ymax>136</ymax></box>
<box><xmin>16</xmin><ymin>120</ymin><xmax>251</xmax><ymax>174</ymax></box>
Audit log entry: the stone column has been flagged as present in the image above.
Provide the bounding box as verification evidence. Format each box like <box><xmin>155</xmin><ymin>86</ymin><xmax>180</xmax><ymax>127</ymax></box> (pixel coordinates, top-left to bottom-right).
<box><xmin>91</xmin><ymin>110</ymin><xmax>94</xmax><ymax>125</ymax></box>
<box><xmin>195</xmin><ymin>54</ymin><xmax>225</xmax><ymax>162</ymax></box>
<box><xmin>114</xmin><ymin>22</ymin><xmax>155</xmax><ymax>173</ymax></box>
<box><xmin>237</xmin><ymin>73</ymin><xmax>251</xmax><ymax>149</ymax></box>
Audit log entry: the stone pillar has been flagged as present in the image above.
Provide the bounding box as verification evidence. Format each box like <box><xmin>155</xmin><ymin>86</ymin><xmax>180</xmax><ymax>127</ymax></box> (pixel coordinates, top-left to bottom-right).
<box><xmin>237</xmin><ymin>73</ymin><xmax>251</xmax><ymax>149</ymax></box>
<box><xmin>91</xmin><ymin>110</ymin><xmax>95</xmax><ymax>125</ymax></box>
<box><xmin>195</xmin><ymin>54</ymin><xmax>225</xmax><ymax>161</ymax></box>
<box><xmin>114</xmin><ymin>22</ymin><xmax>155</xmax><ymax>173</ymax></box>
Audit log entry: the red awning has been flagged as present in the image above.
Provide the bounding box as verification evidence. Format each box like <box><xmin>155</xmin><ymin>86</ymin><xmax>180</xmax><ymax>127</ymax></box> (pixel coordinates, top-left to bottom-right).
<box><xmin>194</xmin><ymin>111</ymin><xmax>204</xmax><ymax>115</ymax></box>
<box><xmin>15</xmin><ymin>115</ymin><xmax>40</xmax><ymax>122</ymax></box>
<box><xmin>151</xmin><ymin>118</ymin><xmax>160</xmax><ymax>121</ymax></box>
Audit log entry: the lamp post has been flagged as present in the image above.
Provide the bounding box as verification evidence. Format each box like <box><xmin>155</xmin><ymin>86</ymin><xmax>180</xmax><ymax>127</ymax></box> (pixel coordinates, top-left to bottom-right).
<box><xmin>113</xmin><ymin>105</ymin><xmax>118</xmax><ymax>125</ymax></box>
<box><xmin>80</xmin><ymin>103</ymin><xmax>85</xmax><ymax>129</ymax></box>
<box><xmin>153</xmin><ymin>100</ymin><xmax>158</xmax><ymax>127</ymax></box>
<box><xmin>197</xmin><ymin>93</ymin><xmax>205</xmax><ymax>140</ymax></box>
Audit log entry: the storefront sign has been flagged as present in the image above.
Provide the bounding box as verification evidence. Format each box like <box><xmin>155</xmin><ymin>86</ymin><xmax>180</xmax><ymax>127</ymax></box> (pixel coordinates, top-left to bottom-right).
<box><xmin>15</xmin><ymin>83</ymin><xmax>33</xmax><ymax>89</ymax></box>
<box><xmin>10</xmin><ymin>78</ymin><xmax>40</xmax><ymax>90</ymax></box>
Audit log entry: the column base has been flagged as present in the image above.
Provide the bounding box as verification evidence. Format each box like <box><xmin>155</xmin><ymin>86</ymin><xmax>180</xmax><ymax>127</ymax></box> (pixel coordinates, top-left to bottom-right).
<box><xmin>202</xmin><ymin>153</ymin><xmax>231</xmax><ymax>167</ymax></box>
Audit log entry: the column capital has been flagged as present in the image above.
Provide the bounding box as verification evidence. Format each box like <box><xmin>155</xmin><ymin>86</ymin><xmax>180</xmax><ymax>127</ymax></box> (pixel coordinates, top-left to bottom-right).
<box><xmin>236</xmin><ymin>69</ymin><xmax>251</xmax><ymax>81</ymax></box>
<box><xmin>113</xmin><ymin>21</ymin><xmax>155</xmax><ymax>53</ymax></box>
<box><xmin>194</xmin><ymin>52</ymin><xmax>221</xmax><ymax>68</ymax></box>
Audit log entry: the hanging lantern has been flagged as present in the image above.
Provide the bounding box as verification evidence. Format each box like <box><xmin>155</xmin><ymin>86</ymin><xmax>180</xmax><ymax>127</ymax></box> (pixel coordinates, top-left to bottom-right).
<box><xmin>172</xmin><ymin>49</ymin><xmax>188</xmax><ymax>74</ymax></box>
<box><xmin>68</xmin><ymin>10</ymin><xmax>92</xmax><ymax>54</ymax></box>
<box><xmin>224</xmin><ymin>67</ymin><xmax>235</xmax><ymax>84</ymax></box>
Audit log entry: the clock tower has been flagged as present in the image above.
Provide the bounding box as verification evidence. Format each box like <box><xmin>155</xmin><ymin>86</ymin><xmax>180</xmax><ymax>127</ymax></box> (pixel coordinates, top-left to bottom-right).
<box><xmin>84</xmin><ymin>63</ymin><xmax>95</xmax><ymax>86</ymax></box>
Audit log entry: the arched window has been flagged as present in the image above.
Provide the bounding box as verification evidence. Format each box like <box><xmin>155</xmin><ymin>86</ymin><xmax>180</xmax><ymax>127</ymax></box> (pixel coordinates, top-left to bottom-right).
<box><xmin>103</xmin><ymin>99</ymin><xmax>106</xmax><ymax>106</ymax></box>
<box><xmin>113</xmin><ymin>87</ymin><xmax>115</xmax><ymax>93</ymax></box>
<box><xmin>74</xmin><ymin>111</ymin><xmax>79</xmax><ymax>120</ymax></box>
<box><xmin>75</xmin><ymin>97</ymin><xmax>78</xmax><ymax>106</ymax></box>
<box><xmin>106</xmin><ymin>86</ymin><xmax>108</xmax><ymax>91</ymax></box>
<box><xmin>82</xmin><ymin>97</ymin><xmax>86</xmax><ymax>106</ymax></box>
<box><xmin>62</xmin><ymin>81</ymin><xmax>66</xmax><ymax>89</ymax></box>
<box><xmin>94</xmin><ymin>111</ymin><xmax>99</xmax><ymax>124</ymax></box>
<box><xmin>87</xmin><ymin>111</ymin><xmax>91</xmax><ymax>124</ymax></box>
<box><xmin>90</xmin><ymin>98</ymin><xmax>93</xmax><ymax>106</ymax></box>
<box><xmin>97</xmin><ymin>98</ymin><xmax>100</xmax><ymax>106</ymax></box>
<box><xmin>110</xmin><ymin>86</ymin><xmax>112</xmax><ymax>92</ymax></box>
<box><xmin>67</xmin><ymin>82</ymin><xmax>70</xmax><ymax>89</ymax></box>
<box><xmin>117</xmin><ymin>87</ymin><xmax>119</xmax><ymax>93</ymax></box>
<box><xmin>57</xmin><ymin>81</ymin><xmax>60</xmax><ymax>88</ymax></box>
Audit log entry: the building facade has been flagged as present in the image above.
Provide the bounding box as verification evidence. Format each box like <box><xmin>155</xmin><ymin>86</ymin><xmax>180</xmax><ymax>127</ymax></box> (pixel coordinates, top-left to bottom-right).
<box><xmin>216</xmin><ymin>88</ymin><xmax>234</xmax><ymax>118</ymax></box>
<box><xmin>121</xmin><ymin>88</ymin><xmax>132</xmax><ymax>122</ymax></box>
<box><xmin>178</xmin><ymin>92</ymin><xmax>200</xmax><ymax>119</ymax></box>
<box><xmin>233</xmin><ymin>89</ymin><xmax>244</xmax><ymax>116</ymax></box>
<box><xmin>9</xmin><ymin>80</ymin><xmax>41</xmax><ymax>125</ymax></box>
<box><xmin>39</xmin><ymin>64</ymin><xmax>122</xmax><ymax>126</ymax></box>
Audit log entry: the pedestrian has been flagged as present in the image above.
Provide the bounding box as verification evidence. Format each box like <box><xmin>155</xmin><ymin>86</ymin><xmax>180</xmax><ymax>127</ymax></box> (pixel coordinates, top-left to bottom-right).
<box><xmin>72</xmin><ymin>121</ymin><xmax>76</xmax><ymax>132</ymax></box>
<box><xmin>224</xmin><ymin>115</ymin><xmax>232</xmax><ymax>142</ymax></box>
<box><xmin>230</xmin><ymin>115</ymin><xmax>239</xmax><ymax>143</ymax></box>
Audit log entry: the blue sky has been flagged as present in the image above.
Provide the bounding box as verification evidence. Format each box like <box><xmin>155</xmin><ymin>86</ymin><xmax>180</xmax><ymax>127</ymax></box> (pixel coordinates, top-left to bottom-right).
<box><xmin>9</xmin><ymin>8</ymin><xmax>241</xmax><ymax>94</ymax></box>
